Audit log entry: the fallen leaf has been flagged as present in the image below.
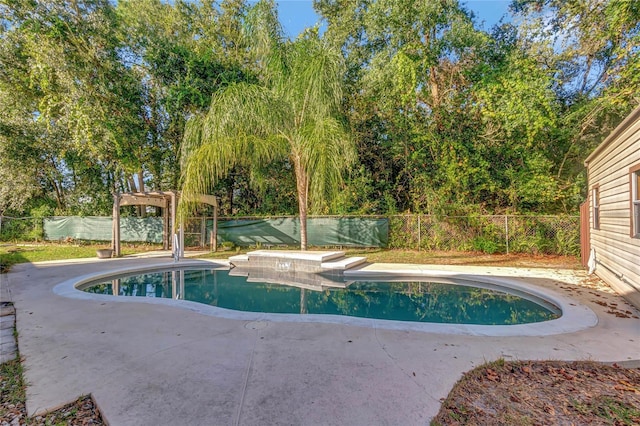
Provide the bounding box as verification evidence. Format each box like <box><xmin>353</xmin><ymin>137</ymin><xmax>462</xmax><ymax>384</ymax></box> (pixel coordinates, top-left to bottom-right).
<box><xmin>615</xmin><ymin>380</ymin><xmax>640</xmax><ymax>393</ymax></box>
<box><xmin>485</xmin><ymin>368</ymin><xmax>499</xmax><ymax>382</ymax></box>
<box><xmin>561</xmin><ymin>371</ymin><xmax>574</xmax><ymax>380</ymax></box>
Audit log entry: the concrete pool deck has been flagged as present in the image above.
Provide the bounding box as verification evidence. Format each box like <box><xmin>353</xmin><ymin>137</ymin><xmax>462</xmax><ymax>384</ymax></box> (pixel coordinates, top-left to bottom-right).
<box><xmin>1</xmin><ymin>256</ymin><xmax>639</xmax><ymax>425</ymax></box>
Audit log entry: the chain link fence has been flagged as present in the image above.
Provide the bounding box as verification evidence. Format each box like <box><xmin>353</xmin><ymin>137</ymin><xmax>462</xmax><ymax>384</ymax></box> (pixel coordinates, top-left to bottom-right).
<box><xmin>0</xmin><ymin>214</ymin><xmax>580</xmax><ymax>256</ymax></box>
<box><xmin>388</xmin><ymin>215</ymin><xmax>580</xmax><ymax>255</ymax></box>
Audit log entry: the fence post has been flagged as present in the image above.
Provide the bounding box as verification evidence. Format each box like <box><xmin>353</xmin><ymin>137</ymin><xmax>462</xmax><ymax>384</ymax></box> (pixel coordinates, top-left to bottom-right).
<box><xmin>417</xmin><ymin>214</ymin><xmax>421</xmax><ymax>251</ymax></box>
<box><xmin>212</xmin><ymin>208</ymin><xmax>218</xmax><ymax>252</ymax></box>
<box><xmin>505</xmin><ymin>215</ymin><xmax>509</xmax><ymax>254</ymax></box>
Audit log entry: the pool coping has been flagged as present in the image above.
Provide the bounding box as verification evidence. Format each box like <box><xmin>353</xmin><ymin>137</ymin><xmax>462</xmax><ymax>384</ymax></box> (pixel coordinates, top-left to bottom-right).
<box><xmin>52</xmin><ymin>258</ymin><xmax>598</xmax><ymax>337</ymax></box>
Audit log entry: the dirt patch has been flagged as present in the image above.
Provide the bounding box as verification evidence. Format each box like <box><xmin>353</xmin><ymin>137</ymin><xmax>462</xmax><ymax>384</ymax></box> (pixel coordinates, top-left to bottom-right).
<box><xmin>350</xmin><ymin>249</ymin><xmax>583</xmax><ymax>270</ymax></box>
<box><xmin>432</xmin><ymin>360</ymin><xmax>640</xmax><ymax>425</ymax></box>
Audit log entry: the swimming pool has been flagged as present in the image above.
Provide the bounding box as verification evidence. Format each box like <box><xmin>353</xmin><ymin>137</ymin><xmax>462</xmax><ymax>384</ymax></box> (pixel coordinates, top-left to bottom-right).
<box><xmin>53</xmin><ymin>259</ymin><xmax>598</xmax><ymax>336</ymax></box>
<box><xmin>80</xmin><ymin>267</ymin><xmax>560</xmax><ymax>325</ymax></box>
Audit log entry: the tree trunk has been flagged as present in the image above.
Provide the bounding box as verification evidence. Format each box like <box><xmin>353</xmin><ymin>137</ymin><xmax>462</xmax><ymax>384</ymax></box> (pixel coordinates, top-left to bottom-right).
<box><xmin>49</xmin><ymin>176</ymin><xmax>65</xmax><ymax>211</ymax></box>
<box><xmin>138</xmin><ymin>170</ymin><xmax>145</xmax><ymax>192</ymax></box>
<box><xmin>46</xmin><ymin>158</ymin><xmax>65</xmax><ymax>211</ymax></box>
<box><xmin>294</xmin><ymin>156</ymin><xmax>308</xmax><ymax>251</ymax></box>
<box><xmin>429</xmin><ymin>65</ymin><xmax>440</xmax><ymax>110</ymax></box>
<box><xmin>299</xmin><ymin>196</ymin><xmax>308</xmax><ymax>251</ymax></box>
<box><xmin>127</xmin><ymin>175</ymin><xmax>137</xmax><ymax>193</ymax></box>
<box><xmin>138</xmin><ymin>170</ymin><xmax>146</xmax><ymax>217</ymax></box>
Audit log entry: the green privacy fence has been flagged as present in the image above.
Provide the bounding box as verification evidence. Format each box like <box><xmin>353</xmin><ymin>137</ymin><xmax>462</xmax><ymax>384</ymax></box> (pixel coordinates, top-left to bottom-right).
<box><xmin>33</xmin><ymin>216</ymin><xmax>388</xmax><ymax>247</ymax></box>
<box><xmin>202</xmin><ymin>217</ymin><xmax>389</xmax><ymax>247</ymax></box>
<box><xmin>43</xmin><ymin>216</ymin><xmax>164</xmax><ymax>243</ymax></box>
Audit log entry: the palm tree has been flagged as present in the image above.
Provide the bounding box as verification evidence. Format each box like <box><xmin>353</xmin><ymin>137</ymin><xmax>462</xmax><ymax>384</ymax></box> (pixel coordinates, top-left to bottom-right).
<box><xmin>179</xmin><ymin>9</ymin><xmax>355</xmax><ymax>250</ymax></box>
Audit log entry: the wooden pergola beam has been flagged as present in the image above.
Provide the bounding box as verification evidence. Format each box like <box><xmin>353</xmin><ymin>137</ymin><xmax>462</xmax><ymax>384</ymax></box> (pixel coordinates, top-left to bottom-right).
<box><xmin>119</xmin><ymin>196</ymin><xmax>168</xmax><ymax>208</ymax></box>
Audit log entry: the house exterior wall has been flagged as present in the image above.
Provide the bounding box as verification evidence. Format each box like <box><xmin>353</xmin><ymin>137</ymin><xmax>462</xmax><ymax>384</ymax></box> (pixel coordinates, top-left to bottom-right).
<box><xmin>585</xmin><ymin>106</ymin><xmax>640</xmax><ymax>309</ymax></box>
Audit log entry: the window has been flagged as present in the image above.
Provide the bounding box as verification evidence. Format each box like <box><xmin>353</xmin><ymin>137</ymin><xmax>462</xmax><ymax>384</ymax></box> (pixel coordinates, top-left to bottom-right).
<box><xmin>592</xmin><ymin>186</ymin><xmax>600</xmax><ymax>230</ymax></box>
<box><xmin>631</xmin><ymin>165</ymin><xmax>640</xmax><ymax>238</ymax></box>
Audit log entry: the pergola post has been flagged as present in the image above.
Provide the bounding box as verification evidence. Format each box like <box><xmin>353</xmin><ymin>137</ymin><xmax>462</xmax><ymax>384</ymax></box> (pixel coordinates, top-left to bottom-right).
<box><xmin>162</xmin><ymin>203</ymin><xmax>169</xmax><ymax>250</ymax></box>
<box><xmin>170</xmin><ymin>191</ymin><xmax>184</xmax><ymax>259</ymax></box>
<box><xmin>200</xmin><ymin>217</ymin><xmax>206</xmax><ymax>249</ymax></box>
<box><xmin>179</xmin><ymin>223</ymin><xmax>185</xmax><ymax>258</ymax></box>
<box><xmin>170</xmin><ymin>191</ymin><xmax>177</xmax><ymax>252</ymax></box>
<box><xmin>212</xmin><ymin>199</ymin><xmax>218</xmax><ymax>252</ymax></box>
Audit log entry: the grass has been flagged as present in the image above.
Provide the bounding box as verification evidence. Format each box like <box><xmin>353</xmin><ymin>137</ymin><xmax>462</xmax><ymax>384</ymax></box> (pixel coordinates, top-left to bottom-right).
<box><xmin>0</xmin><ymin>359</ymin><xmax>25</xmax><ymax>410</ymax></box>
<box><xmin>597</xmin><ymin>397</ymin><xmax>640</xmax><ymax>423</ymax></box>
<box><xmin>0</xmin><ymin>242</ymin><xmax>163</xmax><ymax>272</ymax></box>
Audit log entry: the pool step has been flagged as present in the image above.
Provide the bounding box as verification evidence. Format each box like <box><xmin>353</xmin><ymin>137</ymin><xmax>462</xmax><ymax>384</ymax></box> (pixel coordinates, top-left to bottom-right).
<box><xmin>321</xmin><ymin>256</ymin><xmax>367</xmax><ymax>271</ymax></box>
<box><xmin>229</xmin><ymin>254</ymin><xmax>249</xmax><ymax>268</ymax></box>
<box><xmin>229</xmin><ymin>250</ymin><xmax>367</xmax><ymax>272</ymax></box>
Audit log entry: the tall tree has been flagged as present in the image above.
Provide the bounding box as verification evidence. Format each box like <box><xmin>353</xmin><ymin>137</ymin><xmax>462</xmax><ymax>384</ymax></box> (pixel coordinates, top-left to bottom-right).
<box><xmin>0</xmin><ymin>0</ymin><xmax>146</xmax><ymax>213</ymax></box>
<box><xmin>180</xmin><ymin>3</ymin><xmax>355</xmax><ymax>249</ymax></box>
<box><xmin>117</xmin><ymin>0</ymin><xmax>252</xmax><ymax>193</ymax></box>
<box><xmin>511</xmin><ymin>0</ymin><xmax>640</xmax><ymax>208</ymax></box>
<box><xmin>316</xmin><ymin>0</ymin><xmax>492</xmax><ymax>213</ymax></box>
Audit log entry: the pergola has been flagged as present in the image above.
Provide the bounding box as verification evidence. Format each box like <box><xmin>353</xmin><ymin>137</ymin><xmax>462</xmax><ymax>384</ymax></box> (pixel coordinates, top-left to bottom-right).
<box><xmin>111</xmin><ymin>191</ymin><xmax>218</xmax><ymax>258</ymax></box>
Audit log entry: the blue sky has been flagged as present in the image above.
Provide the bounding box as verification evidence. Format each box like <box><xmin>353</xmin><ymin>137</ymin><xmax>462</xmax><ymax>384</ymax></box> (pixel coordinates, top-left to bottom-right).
<box><xmin>275</xmin><ymin>0</ymin><xmax>512</xmax><ymax>38</ymax></box>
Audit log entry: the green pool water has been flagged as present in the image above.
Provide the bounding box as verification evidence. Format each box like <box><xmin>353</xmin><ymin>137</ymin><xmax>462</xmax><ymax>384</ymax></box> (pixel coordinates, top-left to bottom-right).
<box><xmin>82</xmin><ymin>268</ymin><xmax>560</xmax><ymax>325</ymax></box>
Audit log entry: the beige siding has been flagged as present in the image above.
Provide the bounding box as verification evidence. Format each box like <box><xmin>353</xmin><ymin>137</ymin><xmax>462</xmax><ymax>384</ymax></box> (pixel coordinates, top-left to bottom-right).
<box><xmin>586</xmin><ymin>106</ymin><xmax>640</xmax><ymax>309</ymax></box>
<box><xmin>596</xmin><ymin>225</ymin><xmax>633</xmax><ymax>237</ymax></box>
<box><xmin>589</xmin><ymin>138</ymin><xmax>639</xmax><ymax>178</ymax></box>
<box><xmin>596</xmin><ymin>267</ymin><xmax>640</xmax><ymax>308</ymax></box>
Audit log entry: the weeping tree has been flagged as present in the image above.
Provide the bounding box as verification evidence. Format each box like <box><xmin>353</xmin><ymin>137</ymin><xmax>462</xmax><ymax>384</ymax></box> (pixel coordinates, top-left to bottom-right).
<box><xmin>179</xmin><ymin>5</ymin><xmax>355</xmax><ymax>250</ymax></box>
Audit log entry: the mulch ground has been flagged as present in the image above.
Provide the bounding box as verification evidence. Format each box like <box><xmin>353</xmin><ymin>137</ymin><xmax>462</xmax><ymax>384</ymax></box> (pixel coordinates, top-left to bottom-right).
<box><xmin>432</xmin><ymin>360</ymin><xmax>640</xmax><ymax>425</ymax></box>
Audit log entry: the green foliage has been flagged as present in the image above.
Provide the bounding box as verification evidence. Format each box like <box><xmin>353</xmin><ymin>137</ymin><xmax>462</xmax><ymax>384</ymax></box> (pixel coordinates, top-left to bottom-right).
<box><xmin>318</xmin><ymin>0</ymin><xmax>640</xmax><ymax>216</ymax></box>
<box><xmin>0</xmin><ymin>151</ymin><xmax>38</xmax><ymax>216</ymax></box>
<box><xmin>0</xmin><ymin>0</ymin><xmax>259</xmax><ymax>216</ymax></box>
<box><xmin>554</xmin><ymin>227</ymin><xmax>580</xmax><ymax>256</ymax></box>
<box><xmin>386</xmin><ymin>214</ymin><xmax>579</xmax><ymax>255</ymax></box>
<box><xmin>472</xmin><ymin>237</ymin><xmax>500</xmax><ymax>254</ymax></box>
<box><xmin>475</xmin><ymin>50</ymin><xmax>557</xmax><ymax>146</ymax></box>
<box><xmin>332</xmin><ymin>166</ymin><xmax>385</xmax><ymax>214</ymax></box>
<box><xmin>504</xmin><ymin>216</ymin><xmax>580</xmax><ymax>255</ymax></box>
<box><xmin>24</xmin><ymin>205</ymin><xmax>52</xmax><ymax>242</ymax></box>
